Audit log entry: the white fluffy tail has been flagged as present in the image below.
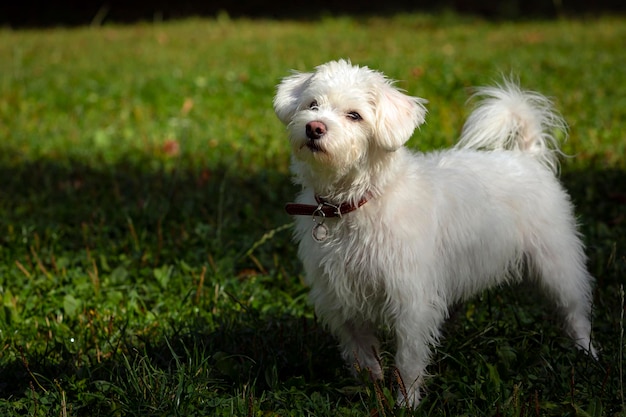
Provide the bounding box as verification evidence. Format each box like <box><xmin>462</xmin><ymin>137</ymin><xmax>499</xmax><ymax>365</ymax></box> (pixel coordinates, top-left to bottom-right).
<box><xmin>456</xmin><ymin>80</ymin><xmax>567</xmax><ymax>174</ymax></box>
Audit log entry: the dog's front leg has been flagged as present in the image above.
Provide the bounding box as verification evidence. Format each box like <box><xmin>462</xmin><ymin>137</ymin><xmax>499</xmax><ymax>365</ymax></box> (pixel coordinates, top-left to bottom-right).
<box><xmin>393</xmin><ymin>307</ymin><xmax>444</xmax><ymax>408</ymax></box>
<box><xmin>333</xmin><ymin>320</ymin><xmax>383</xmax><ymax>380</ymax></box>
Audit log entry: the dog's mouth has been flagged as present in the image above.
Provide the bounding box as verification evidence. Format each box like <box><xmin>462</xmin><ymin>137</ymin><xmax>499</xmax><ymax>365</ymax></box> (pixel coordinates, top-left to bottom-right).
<box><xmin>302</xmin><ymin>139</ymin><xmax>325</xmax><ymax>153</ymax></box>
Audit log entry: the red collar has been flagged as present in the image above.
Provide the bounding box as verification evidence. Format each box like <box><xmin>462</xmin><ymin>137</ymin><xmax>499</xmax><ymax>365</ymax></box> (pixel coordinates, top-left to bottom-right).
<box><xmin>285</xmin><ymin>194</ymin><xmax>370</xmax><ymax>218</ymax></box>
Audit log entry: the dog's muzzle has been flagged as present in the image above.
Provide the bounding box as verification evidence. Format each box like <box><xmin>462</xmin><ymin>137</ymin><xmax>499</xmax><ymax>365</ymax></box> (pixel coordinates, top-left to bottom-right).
<box><xmin>303</xmin><ymin>121</ymin><xmax>326</xmax><ymax>152</ymax></box>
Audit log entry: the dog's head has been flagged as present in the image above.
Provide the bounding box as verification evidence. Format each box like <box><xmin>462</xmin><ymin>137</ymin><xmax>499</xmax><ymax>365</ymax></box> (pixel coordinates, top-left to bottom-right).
<box><xmin>274</xmin><ymin>60</ymin><xmax>427</xmax><ymax>189</ymax></box>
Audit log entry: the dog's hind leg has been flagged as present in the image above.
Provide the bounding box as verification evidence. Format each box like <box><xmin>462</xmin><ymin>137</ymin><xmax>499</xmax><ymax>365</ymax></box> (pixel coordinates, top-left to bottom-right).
<box><xmin>526</xmin><ymin>226</ymin><xmax>598</xmax><ymax>358</ymax></box>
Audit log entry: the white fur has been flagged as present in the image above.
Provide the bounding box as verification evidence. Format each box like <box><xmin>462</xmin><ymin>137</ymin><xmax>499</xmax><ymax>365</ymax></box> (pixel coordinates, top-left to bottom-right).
<box><xmin>274</xmin><ymin>60</ymin><xmax>597</xmax><ymax>408</ymax></box>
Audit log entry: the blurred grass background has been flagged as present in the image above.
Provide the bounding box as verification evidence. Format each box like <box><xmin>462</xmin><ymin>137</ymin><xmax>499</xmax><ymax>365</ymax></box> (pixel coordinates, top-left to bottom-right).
<box><xmin>0</xmin><ymin>14</ymin><xmax>624</xmax><ymax>416</ymax></box>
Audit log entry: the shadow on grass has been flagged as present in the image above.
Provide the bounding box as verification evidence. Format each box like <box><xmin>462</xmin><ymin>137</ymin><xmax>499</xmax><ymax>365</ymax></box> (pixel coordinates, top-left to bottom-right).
<box><xmin>0</xmin><ymin>150</ymin><xmax>624</xmax><ymax>414</ymax></box>
<box><xmin>0</xmin><ymin>150</ymin><xmax>621</xmax><ymax>267</ymax></box>
<box><xmin>145</xmin><ymin>312</ymin><xmax>345</xmax><ymax>392</ymax></box>
<box><xmin>0</xmin><ymin>313</ymin><xmax>346</xmax><ymax>415</ymax></box>
<box><xmin>0</xmin><ymin>150</ymin><xmax>299</xmax><ymax>263</ymax></box>
<box><xmin>0</xmin><ymin>150</ymin><xmax>306</xmax><ymax>391</ymax></box>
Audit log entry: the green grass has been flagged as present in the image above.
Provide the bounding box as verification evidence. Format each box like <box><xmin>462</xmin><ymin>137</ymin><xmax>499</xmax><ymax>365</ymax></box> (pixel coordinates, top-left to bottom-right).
<box><xmin>0</xmin><ymin>14</ymin><xmax>625</xmax><ymax>416</ymax></box>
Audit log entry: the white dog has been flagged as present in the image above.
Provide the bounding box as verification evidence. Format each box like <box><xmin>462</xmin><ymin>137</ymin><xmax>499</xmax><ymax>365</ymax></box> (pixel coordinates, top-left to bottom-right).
<box><xmin>274</xmin><ymin>59</ymin><xmax>597</xmax><ymax>407</ymax></box>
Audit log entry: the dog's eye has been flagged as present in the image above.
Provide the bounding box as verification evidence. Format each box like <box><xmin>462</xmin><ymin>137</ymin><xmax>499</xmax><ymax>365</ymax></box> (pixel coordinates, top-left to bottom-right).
<box><xmin>309</xmin><ymin>100</ymin><xmax>319</xmax><ymax>110</ymax></box>
<box><xmin>347</xmin><ymin>111</ymin><xmax>362</xmax><ymax>121</ymax></box>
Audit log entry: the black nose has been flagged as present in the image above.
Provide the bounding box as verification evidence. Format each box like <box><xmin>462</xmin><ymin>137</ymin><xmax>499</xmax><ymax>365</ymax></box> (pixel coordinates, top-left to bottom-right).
<box><xmin>306</xmin><ymin>121</ymin><xmax>327</xmax><ymax>140</ymax></box>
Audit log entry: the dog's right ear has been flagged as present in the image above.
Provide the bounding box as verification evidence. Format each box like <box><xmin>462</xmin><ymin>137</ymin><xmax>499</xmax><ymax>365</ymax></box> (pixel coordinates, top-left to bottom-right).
<box><xmin>274</xmin><ymin>72</ymin><xmax>313</xmax><ymax>125</ymax></box>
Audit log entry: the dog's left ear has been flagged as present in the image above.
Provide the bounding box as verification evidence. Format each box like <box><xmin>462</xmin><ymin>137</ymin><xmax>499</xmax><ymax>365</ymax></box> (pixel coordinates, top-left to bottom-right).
<box><xmin>274</xmin><ymin>72</ymin><xmax>313</xmax><ymax>125</ymax></box>
<box><xmin>373</xmin><ymin>82</ymin><xmax>427</xmax><ymax>151</ymax></box>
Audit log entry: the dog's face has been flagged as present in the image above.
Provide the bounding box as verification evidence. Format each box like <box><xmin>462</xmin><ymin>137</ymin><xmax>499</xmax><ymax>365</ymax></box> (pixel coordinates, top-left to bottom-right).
<box><xmin>274</xmin><ymin>60</ymin><xmax>427</xmax><ymax>186</ymax></box>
